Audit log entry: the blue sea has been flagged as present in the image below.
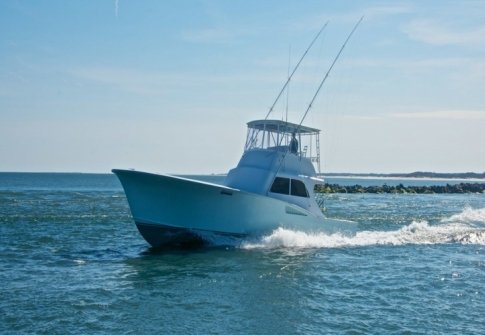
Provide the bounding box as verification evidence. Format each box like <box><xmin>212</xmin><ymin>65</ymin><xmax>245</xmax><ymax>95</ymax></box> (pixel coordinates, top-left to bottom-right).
<box><xmin>1</xmin><ymin>173</ymin><xmax>484</xmax><ymax>334</ymax></box>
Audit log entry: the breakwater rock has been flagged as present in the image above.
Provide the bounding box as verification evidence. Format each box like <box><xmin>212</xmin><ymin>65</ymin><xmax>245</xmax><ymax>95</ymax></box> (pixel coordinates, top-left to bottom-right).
<box><xmin>315</xmin><ymin>183</ymin><xmax>485</xmax><ymax>194</ymax></box>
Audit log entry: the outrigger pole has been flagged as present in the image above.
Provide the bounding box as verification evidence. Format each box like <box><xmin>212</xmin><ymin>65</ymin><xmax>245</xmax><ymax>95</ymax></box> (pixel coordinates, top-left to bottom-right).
<box><xmin>275</xmin><ymin>16</ymin><xmax>363</xmax><ymax>149</ymax></box>
<box><xmin>268</xmin><ymin>16</ymin><xmax>363</xmax><ymax>189</ymax></box>
<box><xmin>264</xmin><ymin>21</ymin><xmax>329</xmax><ymax>120</ymax></box>
<box><xmin>296</xmin><ymin>16</ymin><xmax>363</xmax><ymax>129</ymax></box>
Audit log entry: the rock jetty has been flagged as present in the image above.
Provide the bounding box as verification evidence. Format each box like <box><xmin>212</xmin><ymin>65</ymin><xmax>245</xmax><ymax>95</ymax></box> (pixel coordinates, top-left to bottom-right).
<box><xmin>315</xmin><ymin>183</ymin><xmax>485</xmax><ymax>194</ymax></box>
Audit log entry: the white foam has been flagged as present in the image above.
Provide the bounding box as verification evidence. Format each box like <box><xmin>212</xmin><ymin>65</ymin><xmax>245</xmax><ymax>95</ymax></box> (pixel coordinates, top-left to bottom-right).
<box><xmin>441</xmin><ymin>206</ymin><xmax>485</xmax><ymax>227</ymax></box>
<box><xmin>241</xmin><ymin>207</ymin><xmax>485</xmax><ymax>250</ymax></box>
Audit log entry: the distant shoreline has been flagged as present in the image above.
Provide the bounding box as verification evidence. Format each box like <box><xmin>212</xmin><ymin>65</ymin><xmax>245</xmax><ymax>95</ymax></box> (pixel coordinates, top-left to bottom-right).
<box><xmin>321</xmin><ymin>172</ymin><xmax>485</xmax><ymax>180</ymax></box>
<box><xmin>1</xmin><ymin>171</ymin><xmax>485</xmax><ymax>180</ymax></box>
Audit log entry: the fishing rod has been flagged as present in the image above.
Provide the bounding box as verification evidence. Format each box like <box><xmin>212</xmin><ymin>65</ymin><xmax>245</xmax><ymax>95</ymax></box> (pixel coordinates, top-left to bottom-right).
<box><xmin>297</xmin><ymin>16</ymin><xmax>363</xmax><ymax>131</ymax></box>
<box><xmin>264</xmin><ymin>21</ymin><xmax>329</xmax><ymax>120</ymax></box>
<box><xmin>268</xmin><ymin>16</ymin><xmax>363</xmax><ymax>192</ymax></box>
<box><xmin>276</xmin><ymin>16</ymin><xmax>363</xmax><ymax>149</ymax></box>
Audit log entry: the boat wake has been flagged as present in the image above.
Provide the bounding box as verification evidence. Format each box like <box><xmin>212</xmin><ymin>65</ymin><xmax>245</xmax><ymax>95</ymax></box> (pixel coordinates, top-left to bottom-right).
<box><xmin>240</xmin><ymin>207</ymin><xmax>485</xmax><ymax>249</ymax></box>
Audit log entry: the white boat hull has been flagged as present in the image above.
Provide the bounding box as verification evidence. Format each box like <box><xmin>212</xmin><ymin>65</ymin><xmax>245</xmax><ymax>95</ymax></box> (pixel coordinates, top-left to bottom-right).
<box><xmin>113</xmin><ymin>169</ymin><xmax>354</xmax><ymax>247</ymax></box>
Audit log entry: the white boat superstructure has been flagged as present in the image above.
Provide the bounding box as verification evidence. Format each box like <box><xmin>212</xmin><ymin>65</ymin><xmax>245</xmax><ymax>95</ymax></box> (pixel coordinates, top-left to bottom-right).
<box><xmin>224</xmin><ymin>119</ymin><xmax>325</xmax><ymax>218</ymax></box>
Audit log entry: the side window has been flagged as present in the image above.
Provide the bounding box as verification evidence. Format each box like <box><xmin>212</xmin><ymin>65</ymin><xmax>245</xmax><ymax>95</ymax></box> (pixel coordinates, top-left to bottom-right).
<box><xmin>291</xmin><ymin>179</ymin><xmax>309</xmax><ymax>197</ymax></box>
<box><xmin>270</xmin><ymin>177</ymin><xmax>290</xmax><ymax>195</ymax></box>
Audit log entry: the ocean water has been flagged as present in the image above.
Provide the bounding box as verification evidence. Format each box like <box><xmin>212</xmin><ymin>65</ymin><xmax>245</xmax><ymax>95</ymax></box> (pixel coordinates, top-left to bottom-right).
<box><xmin>1</xmin><ymin>173</ymin><xmax>484</xmax><ymax>334</ymax></box>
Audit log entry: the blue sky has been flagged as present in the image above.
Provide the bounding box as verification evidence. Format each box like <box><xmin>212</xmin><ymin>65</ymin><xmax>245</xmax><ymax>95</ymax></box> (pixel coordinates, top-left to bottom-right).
<box><xmin>1</xmin><ymin>0</ymin><xmax>484</xmax><ymax>174</ymax></box>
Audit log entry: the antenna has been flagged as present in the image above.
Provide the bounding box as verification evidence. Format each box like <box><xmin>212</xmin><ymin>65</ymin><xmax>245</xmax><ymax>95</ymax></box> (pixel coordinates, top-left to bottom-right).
<box><xmin>285</xmin><ymin>45</ymin><xmax>291</xmax><ymax>125</ymax></box>
<box><xmin>264</xmin><ymin>21</ymin><xmax>329</xmax><ymax>120</ymax></box>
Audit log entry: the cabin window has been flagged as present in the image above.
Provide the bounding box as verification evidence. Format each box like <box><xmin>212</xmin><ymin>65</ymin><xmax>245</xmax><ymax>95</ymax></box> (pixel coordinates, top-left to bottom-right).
<box><xmin>291</xmin><ymin>179</ymin><xmax>309</xmax><ymax>197</ymax></box>
<box><xmin>270</xmin><ymin>177</ymin><xmax>309</xmax><ymax>198</ymax></box>
<box><xmin>270</xmin><ymin>177</ymin><xmax>290</xmax><ymax>195</ymax></box>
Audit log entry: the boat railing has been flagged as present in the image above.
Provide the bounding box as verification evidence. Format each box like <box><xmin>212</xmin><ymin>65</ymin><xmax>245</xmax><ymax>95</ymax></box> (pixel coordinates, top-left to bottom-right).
<box><xmin>244</xmin><ymin>120</ymin><xmax>321</xmax><ymax>173</ymax></box>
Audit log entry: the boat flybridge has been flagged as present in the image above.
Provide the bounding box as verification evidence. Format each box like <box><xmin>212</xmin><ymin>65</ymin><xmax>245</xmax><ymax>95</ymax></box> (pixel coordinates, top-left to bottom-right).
<box><xmin>225</xmin><ymin>119</ymin><xmax>325</xmax><ymax>218</ymax></box>
<box><xmin>113</xmin><ymin>19</ymin><xmax>362</xmax><ymax>247</ymax></box>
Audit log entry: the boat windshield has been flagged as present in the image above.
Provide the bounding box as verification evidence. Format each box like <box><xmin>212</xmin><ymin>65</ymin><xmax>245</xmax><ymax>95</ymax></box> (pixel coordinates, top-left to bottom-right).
<box><xmin>244</xmin><ymin>119</ymin><xmax>321</xmax><ymax>171</ymax></box>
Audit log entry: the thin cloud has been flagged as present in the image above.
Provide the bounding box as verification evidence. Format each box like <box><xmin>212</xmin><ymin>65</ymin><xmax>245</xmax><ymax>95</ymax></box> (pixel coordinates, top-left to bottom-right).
<box><xmin>402</xmin><ymin>20</ymin><xmax>485</xmax><ymax>46</ymax></box>
<box><xmin>342</xmin><ymin>115</ymin><xmax>384</xmax><ymax>121</ymax></box>
<box><xmin>362</xmin><ymin>4</ymin><xmax>413</xmax><ymax>20</ymax></box>
<box><xmin>180</xmin><ymin>23</ymin><xmax>263</xmax><ymax>44</ymax></box>
<box><xmin>68</xmin><ymin>66</ymin><xmax>284</xmax><ymax>96</ymax></box>
<box><xmin>69</xmin><ymin>67</ymin><xmax>163</xmax><ymax>95</ymax></box>
<box><xmin>290</xmin><ymin>4</ymin><xmax>412</xmax><ymax>32</ymax></box>
<box><xmin>392</xmin><ymin>110</ymin><xmax>485</xmax><ymax>120</ymax></box>
<box><xmin>343</xmin><ymin>56</ymin><xmax>485</xmax><ymax>83</ymax></box>
<box><xmin>180</xmin><ymin>28</ymin><xmax>237</xmax><ymax>43</ymax></box>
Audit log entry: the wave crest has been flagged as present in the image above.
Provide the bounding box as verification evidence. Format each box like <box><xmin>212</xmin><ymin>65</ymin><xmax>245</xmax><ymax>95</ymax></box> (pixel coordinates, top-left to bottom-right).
<box><xmin>441</xmin><ymin>206</ymin><xmax>485</xmax><ymax>227</ymax></box>
<box><xmin>241</xmin><ymin>207</ymin><xmax>485</xmax><ymax>249</ymax></box>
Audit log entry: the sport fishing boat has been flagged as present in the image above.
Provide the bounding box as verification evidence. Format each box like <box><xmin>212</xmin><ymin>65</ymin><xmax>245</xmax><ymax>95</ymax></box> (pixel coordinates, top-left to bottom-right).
<box><xmin>113</xmin><ymin>19</ymin><xmax>362</xmax><ymax>247</ymax></box>
<box><xmin>113</xmin><ymin>119</ymin><xmax>355</xmax><ymax>247</ymax></box>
